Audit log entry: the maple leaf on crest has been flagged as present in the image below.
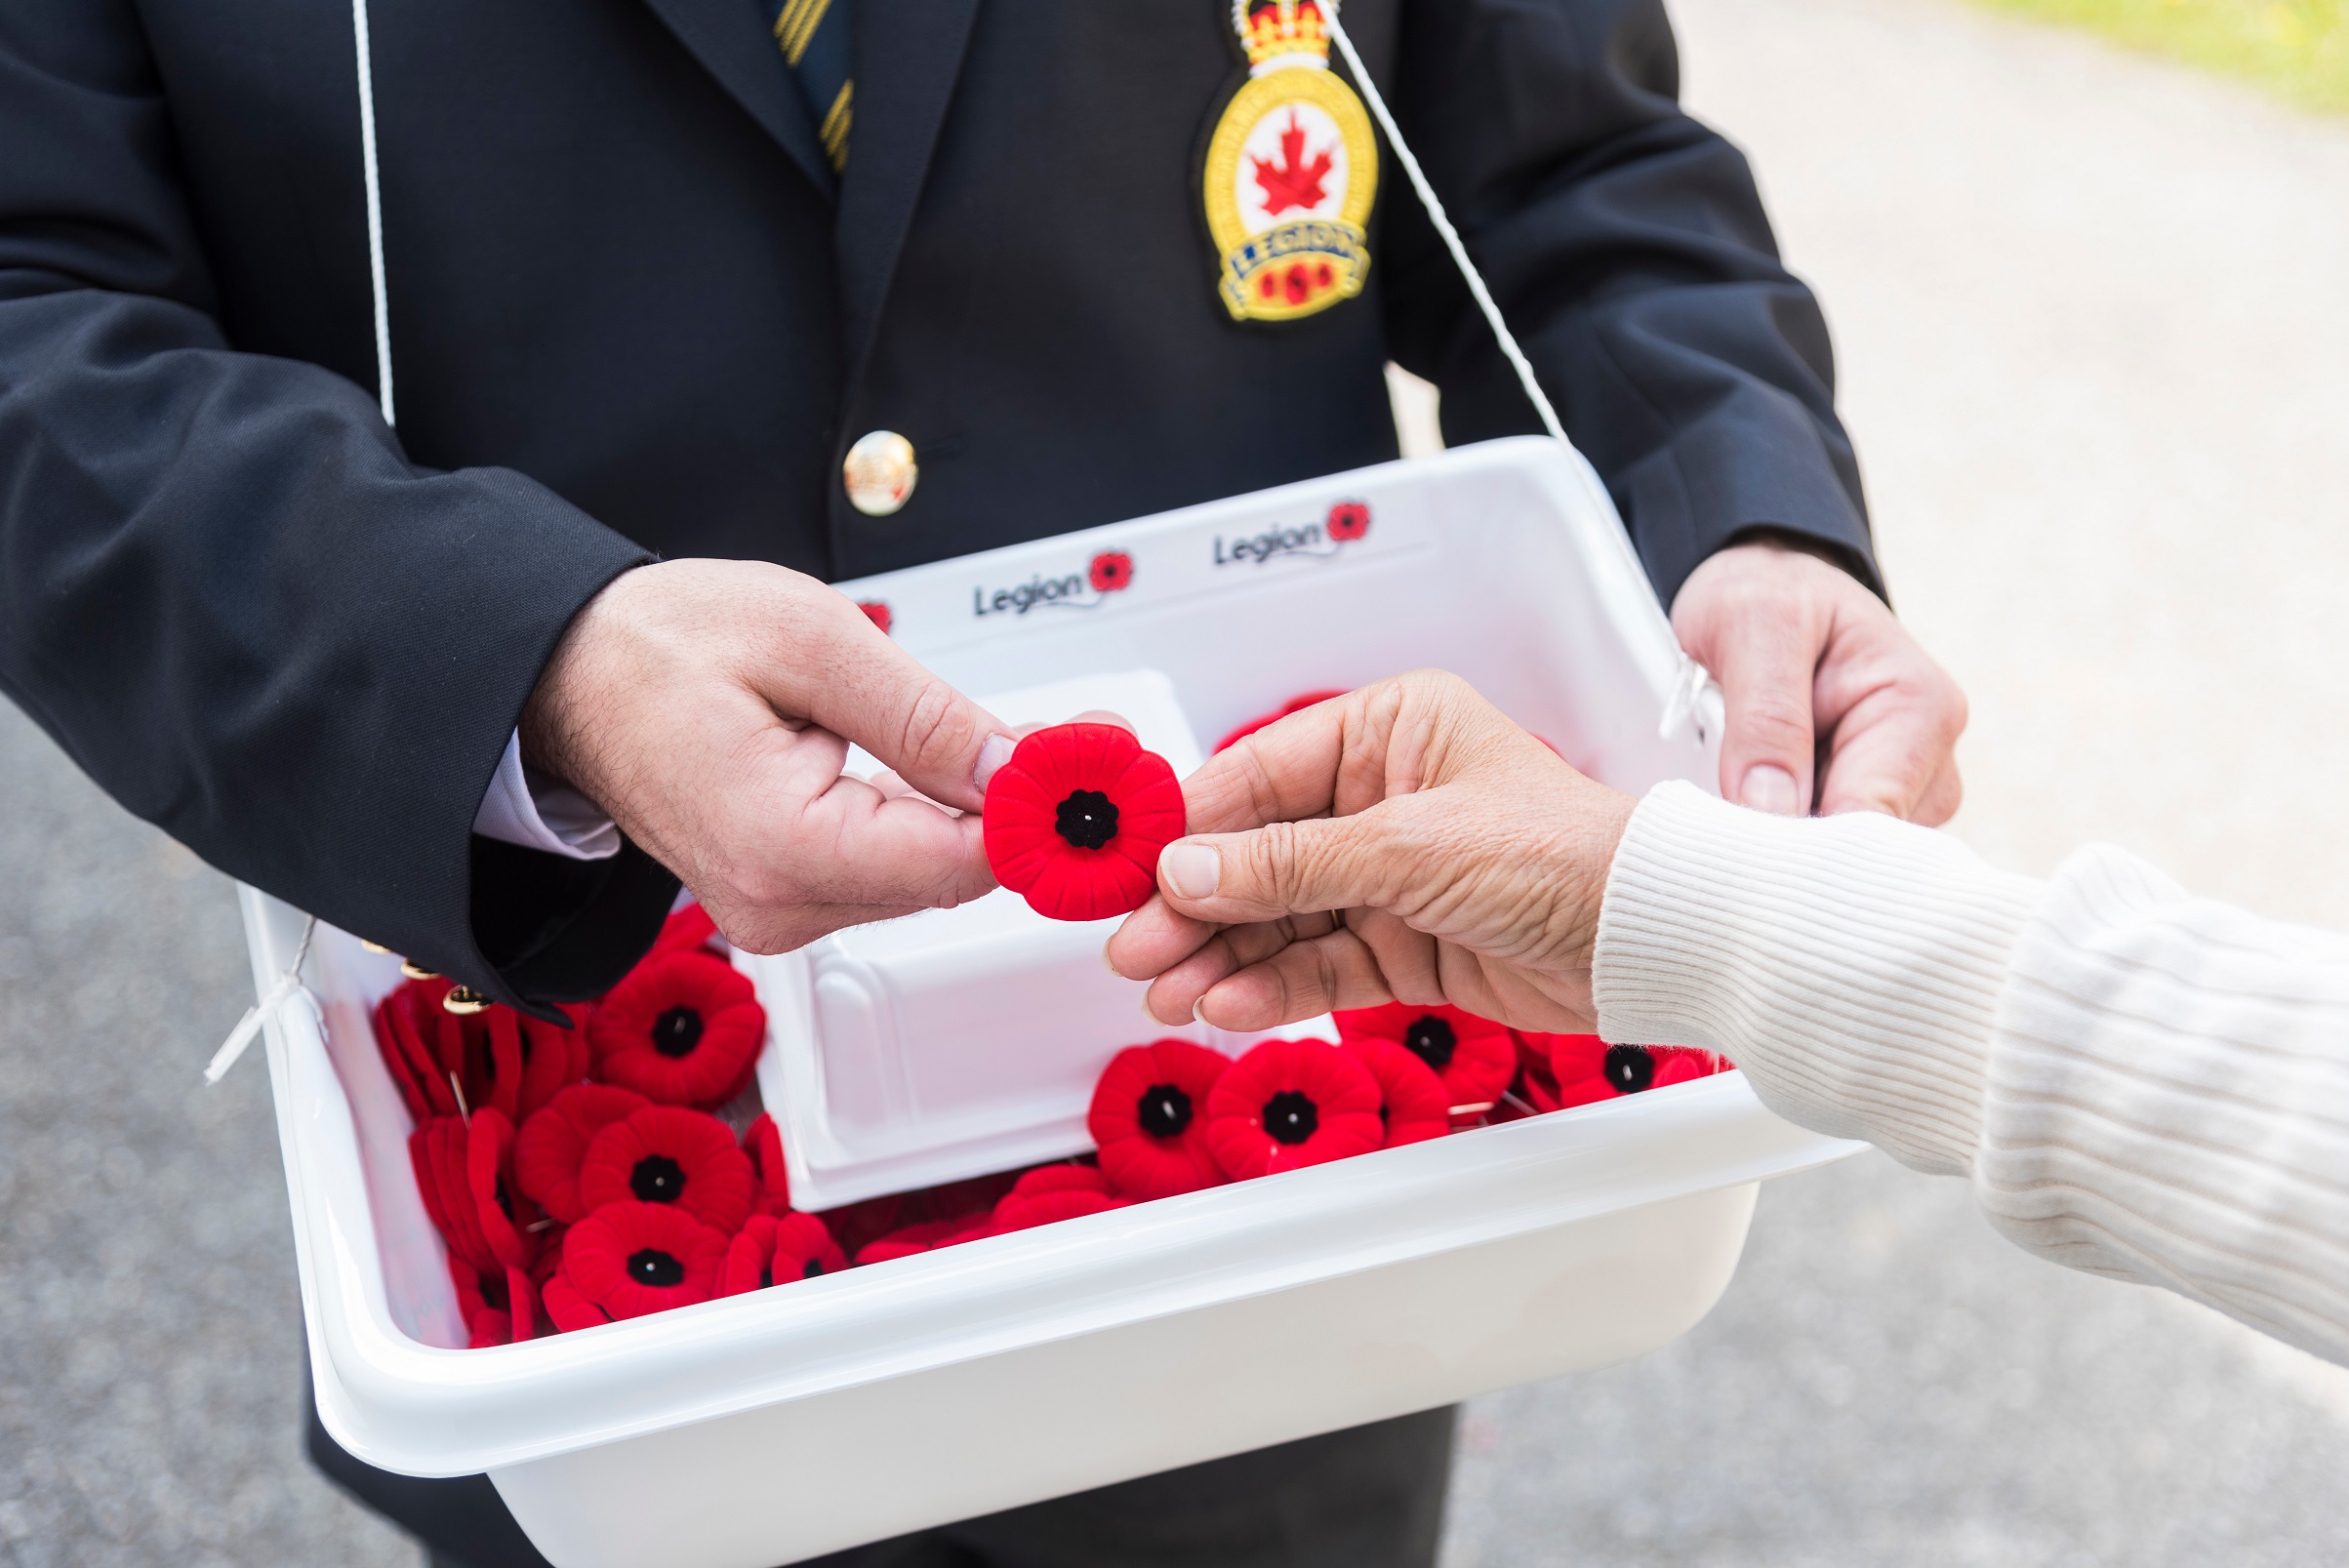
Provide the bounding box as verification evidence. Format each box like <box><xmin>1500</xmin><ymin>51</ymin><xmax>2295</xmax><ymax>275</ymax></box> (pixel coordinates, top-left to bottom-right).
<box><xmin>1251</xmin><ymin>111</ymin><xmax>1332</xmax><ymax>216</ymax></box>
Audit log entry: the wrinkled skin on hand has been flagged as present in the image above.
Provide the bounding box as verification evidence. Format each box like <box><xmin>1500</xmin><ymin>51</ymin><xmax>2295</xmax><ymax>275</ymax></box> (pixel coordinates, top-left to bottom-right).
<box><xmin>521</xmin><ymin>559</ymin><xmax>1017</xmax><ymax>954</ymax></box>
<box><xmin>1106</xmin><ymin>671</ymin><xmax>1636</xmax><ymax>1035</ymax></box>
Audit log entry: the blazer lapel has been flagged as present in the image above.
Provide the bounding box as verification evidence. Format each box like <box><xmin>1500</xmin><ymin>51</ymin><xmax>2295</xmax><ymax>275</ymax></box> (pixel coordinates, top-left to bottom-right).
<box><xmin>835</xmin><ymin>0</ymin><xmax>984</xmax><ymax>378</ymax></box>
<box><xmin>640</xmin><ymin>0</ymin><xmax>837</xmax><ymax>197</ymax></box>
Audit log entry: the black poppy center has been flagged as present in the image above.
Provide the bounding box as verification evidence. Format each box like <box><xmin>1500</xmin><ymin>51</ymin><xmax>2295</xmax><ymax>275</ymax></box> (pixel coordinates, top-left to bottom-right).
<box><xmin>1137</xmin><ymin>1083</ymin><xmax>1193</xmax><ymax>1139</ymax></box>
<box><xmin>494</xmin><ymin>1175</ymin><xmax>515</xmax><ymax>1222</ymax></box>
<box><xmin>803</xmin><ymin>1258</ymin><xmax>827</xmax><ymax>1279</ymax></box>
<box><xmin>1402</xmin><ymin>1015</ymin><xmax>1457</xmax><ymax>1071</ymax></box>
<box><xmin>628</xmin><ymin>1247</ymin><xmax>686</xmax><ymax>1287</ymax></box>
<box><xmin>1054</xmin><ymin>788</ymin><xmax>1119</xmax><ymax>850</ymax></box>
<box><xmin>651</xmin><ymin>1005</ymin><xmax>705</xmax><ymax>1058</ymax></box>
<box><xmin>630</xmin><ymin>1153</ymin><xmax>688</xmax><ymax>1203</ymax></box>
<box><xmin>1605</xmin><ymin>1044</ymin><xmax>1656</xmax><ymax>1094</ymax></box>
<box><xmin>1263</xmin><ymin>1090</ymin><xmax>1319</xmax><ymax>1145</ymax></box>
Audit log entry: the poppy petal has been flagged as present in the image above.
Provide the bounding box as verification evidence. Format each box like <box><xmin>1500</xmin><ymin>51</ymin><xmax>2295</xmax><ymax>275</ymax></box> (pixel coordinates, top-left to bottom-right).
<box><xmin>982</xmin><ymin>723</ymin><xmax>1185</xmax><ymax>921</ymax></box>
<box><xmin>1203</xmin><ymin>1037</ymin><xmax>1383</xmax><ymax>1181</ymax></box>
<box><xmin>514</xmin><ymin>1084</ymin><xmax>650</xmax><ymax>1225</ymax></box>
<box><xmin>587</xmin><ymin>950</ymin><xmax>766</xmax><ymax>1108</ymax></box>
<box><xmin>579</xmin><ymin>1106</ymin><xmax>757</xmax><ymax>1234</ymax></box>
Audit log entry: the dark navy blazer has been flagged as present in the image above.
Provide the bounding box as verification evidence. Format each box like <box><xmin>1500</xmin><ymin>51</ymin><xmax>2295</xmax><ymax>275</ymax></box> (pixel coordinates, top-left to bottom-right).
<box><xmin>0</xmin><ymin>0</ymin><xmax>1877</xmax><ymax>1008</ymax></box>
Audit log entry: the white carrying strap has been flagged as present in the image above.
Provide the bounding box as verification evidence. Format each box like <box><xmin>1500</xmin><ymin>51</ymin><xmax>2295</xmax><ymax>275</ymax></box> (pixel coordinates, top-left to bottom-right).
<box><xmin>207</xmin><ymin>914</ymin><xmax>324</xmax><ymax>1084</ymax></box>
<box><xmin>353</xmin><ymin>0</ymin><xmax>395</xmax><ymax>427</ymax></box>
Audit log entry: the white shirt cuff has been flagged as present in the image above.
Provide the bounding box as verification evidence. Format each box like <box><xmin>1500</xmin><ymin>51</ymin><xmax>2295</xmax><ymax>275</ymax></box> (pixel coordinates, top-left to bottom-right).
<box><xmin>471</xmin><ymin>731</ymin><xmax>622</xmax><ymax>861</ymax></box>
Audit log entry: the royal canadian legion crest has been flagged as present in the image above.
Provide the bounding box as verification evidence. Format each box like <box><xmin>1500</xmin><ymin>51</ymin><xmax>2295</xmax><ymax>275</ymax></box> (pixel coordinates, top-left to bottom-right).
<box><xmin>1200</xmin><ymin>0</ymin><xmax>1379</xmax><ymax>323</ymax></box>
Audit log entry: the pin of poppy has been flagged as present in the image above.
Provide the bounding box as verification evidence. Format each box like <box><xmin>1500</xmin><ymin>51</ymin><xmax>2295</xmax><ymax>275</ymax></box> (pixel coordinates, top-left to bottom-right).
<box><xmin>1344</xmin><ymin>1038</ymin><xmax>1452</xmax><ymax>1147</ymax></box>
<box><xmin>1212</xmin><ymin>689</ymin><xmax>1351</xmax><ymax>754</ymax></box>
<box><xmin>561</xmin><ymin>1200</ymin><xmax>730</xmax><ymax>1319</ymax></box>
<box><xmin>721</xmin><ymin>1212</ymin><xmax>847</xmax><ymax>1296</ymax></box>
<box><xmin>373</xmin><ymin>977</ymin><xmax>585</xmax><ymax>1126</ymax></box>
<box><xmin>1334</xmin><ymin>1003</ymin><xmax>1516</xmax><ymax>1118</ymax></box>
<box><xmin>587</xmin><ymin>948</ymin><xmax>766</xmax><ymax>1108</ymax></box>
<box><xmin>578</xmin><ymin>1106</ymin><xmax>757</xmax><ymax>1235</ymax></box>
<box><xmin>1203</xmin><ymin>1037</ymin><xmax>1384</xmax><ymax>1181</ymax></box>
<box><xmin>514</xmin><ymin>1084</ymin><xmax>651</xmax><ymax>1225</ymax></box>
<box><xmin>982</xmin><ymin>723</ymin><xmax>1186</xmax><ymax>921</ymax></box>
<box><xmin>1087</xmin><ymin>1039</ymin><xmax>1231</xmax><ymax>1199</ymax></box>
<box><xmin>741</xmin><ymin>1112</ymin><xmax>793</xmax><ymax>1217</ymax></box>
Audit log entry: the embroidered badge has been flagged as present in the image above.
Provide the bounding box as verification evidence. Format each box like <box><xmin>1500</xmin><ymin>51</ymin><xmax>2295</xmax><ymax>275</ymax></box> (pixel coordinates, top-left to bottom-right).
<box><xmin>1200</xmin><ymin>0</ymin><xmax>1379</xmax><ymax>323</ymax></box>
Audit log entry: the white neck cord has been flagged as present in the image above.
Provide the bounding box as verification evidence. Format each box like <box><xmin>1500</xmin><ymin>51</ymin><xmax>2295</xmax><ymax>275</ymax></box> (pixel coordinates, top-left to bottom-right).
<box><xmin>1320</xmin><ymin>9</ymin><xmax>1570</xmax><ymax>449</ymax></box>
<box><xmin>206</xmin><ymin>915</ymin><xmax>324</xmax><ymax>1085</ymax></box>
<box><xmin>352</xmin><ymin>0</ymin><xmax>395</xmax><ymax>427</ymax></box>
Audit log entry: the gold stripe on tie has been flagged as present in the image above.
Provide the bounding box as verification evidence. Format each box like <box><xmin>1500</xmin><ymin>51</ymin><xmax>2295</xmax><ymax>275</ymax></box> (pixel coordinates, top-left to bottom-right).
<box><xmin>820</xmin><ymin>79</ymin><xmax>853</xmax><ymax>171</ymax></box>
<box><xmin>776</xmin><ymin>0</ymin><xmax>830</xmax><ymax>66</ymax></box>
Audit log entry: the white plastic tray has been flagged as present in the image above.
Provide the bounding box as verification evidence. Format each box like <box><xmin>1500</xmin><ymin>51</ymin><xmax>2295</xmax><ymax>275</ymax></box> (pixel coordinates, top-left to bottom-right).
<box><xmin>241</xmin><ymin>438</ymin><xmax>1860</xmax><ymax>1568</ymax></box>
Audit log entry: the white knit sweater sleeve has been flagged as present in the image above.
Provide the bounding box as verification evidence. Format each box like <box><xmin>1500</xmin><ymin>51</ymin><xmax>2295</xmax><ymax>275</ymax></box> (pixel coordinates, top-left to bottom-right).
<box><xmin>1593</xmin><ymin>781</ymin><xmax>2349</xmax><ymax>1366</ymax></box>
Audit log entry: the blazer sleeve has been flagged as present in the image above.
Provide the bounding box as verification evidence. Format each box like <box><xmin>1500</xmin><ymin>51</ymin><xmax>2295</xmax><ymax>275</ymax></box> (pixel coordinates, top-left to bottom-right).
<box><xmin>1378</xmin><ymin>0</ymin><xmax>1880</xmax><ymax>607</ymax></box>
<box><xmin>0</xmin><ymin>0</ymin><xmax>673</xmax><ymax>1010</ymax></box>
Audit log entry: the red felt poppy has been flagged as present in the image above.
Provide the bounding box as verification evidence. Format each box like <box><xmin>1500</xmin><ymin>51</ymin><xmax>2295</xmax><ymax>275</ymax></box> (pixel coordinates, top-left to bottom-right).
<box><xmin>813</xmin><ymin>1192</ymin><xmax>905</xmax><ymax>1261</ymax></box>
<box><xmin>1088</xmin><ymin>550</ymin><xmax>1134</xmax><ymax>593</ymax></box>
<box><xmin>853</xmin><ymin>1218</ymin><xmax>978</xmax><ymax>1266</ymax></box>
<box><xmin>514</xmin><ymin>1084</ymin><xmax>651</xmax><ymax>1225</ymax></box>
<box><xmin>588</xmin><ymin>948</ymin><xmax>766</xmax><ymax>1108</ymax></box>
<box><xmin>1345</xmin><ymin>1038</ymin><xmax>1452</xmax><ymax>1147</ymax></box>
<box><xmin>1528</xmin><ymin>1033</ymin><xmax>1721</xmax><ymax>1107</ymax></box>
<box><xmin>741</xmin><ymin>1112</ymin><xmax>792</xmax><ymax>1217</ymax></box>
<box><xmin>411</xmin><ymin>1109</ymin><xmax>542</xmax><ymax>1277</ymax></box>
<box><xmin>454</xmin><ymin>1260</ymin><xmax>542</xmax><ymax>1347</ymax></box>
<box><xmin>561</xmin><ymin>1201</ymin><xmax>729</xmax><ymax>1319</ymax></box>
<box><xmin>541</xmin><ymin>1267</ymin><xmax>614</xmax><ymax>1334</ymax></box>
<box><xmin>1087</xmin><ymin>1039</ymin><xmax>1231</xmax><ymax>1200</ymax></box>
<box><xmin>1008</xmin><ymin>1163</ymin><xmax>1113</xmax><ymax>1201</ymax></box>
<box><xmin>992</xmin><ymin>1186</ymin><xmax>1128</xmax><ymax>1233</ymax></box>
<box><xmin>720</xmin><ymin>1212</ymin><xmax>847</xmax><ymax>1296</ymax></box>
<box><xmin>1203</xmin><ymin>1037</ymin><xmax>1384</xmax><ymax>1180</ymax></box>
<box><xmin>579</xmin><ymin>1106</ymin><xmax>757</xmax><ymax>1234</ymax></box>
<box><xmin>1334</xmin><ymin>1003</ymin><xmax>1517</xmax><ymax>1118</ymax></box>
<box><xmin>983</xmin><ymin>723</ymin><xmax>1186</xmax><ymax>921</ymax></box>
<box><xmin>651</xmin><ymin>901</ymin><xmax>722</xmax><ymax>959</ymax></box>
<box><xmin>374</xmin><ymin>977</ymin><xmax>587</xmax><ymax>1126</ymax></box>
<box><xmin>856</xmin><ymin>600</ymin><xmax>892</xmax><ymax>634</ymax></box>
<box><xmin>1324</xmin><ymin>501</ymin><xmax>1370</xmax><ymax>542</ymax></box>
<box><xmin>1211</xmin><ymin>690</ymin><xmax>1351</xmax><ymax>754</ymax></box>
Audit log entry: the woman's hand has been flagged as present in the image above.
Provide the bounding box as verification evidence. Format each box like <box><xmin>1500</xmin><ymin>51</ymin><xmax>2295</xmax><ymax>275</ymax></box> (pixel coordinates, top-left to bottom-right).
<box><xmin>1105</xmin><ymin>671</ymin><xmax>1636</xmax><ymax>1034</ymax></box>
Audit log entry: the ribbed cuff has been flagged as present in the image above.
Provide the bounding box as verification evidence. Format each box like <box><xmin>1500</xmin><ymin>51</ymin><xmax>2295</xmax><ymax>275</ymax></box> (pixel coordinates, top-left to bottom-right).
<box><xmin>1592</xmin><ymin>782</ymin><xmax>2042</xmax><ymax>1177</ymax></box>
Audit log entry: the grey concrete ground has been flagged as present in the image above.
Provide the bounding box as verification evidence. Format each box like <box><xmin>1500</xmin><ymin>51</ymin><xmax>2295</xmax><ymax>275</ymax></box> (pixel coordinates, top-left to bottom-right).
<box><xmin>5</xmin><ymin>0</ymin><xmax>2349</xmax><ymax>1564</ymax></box>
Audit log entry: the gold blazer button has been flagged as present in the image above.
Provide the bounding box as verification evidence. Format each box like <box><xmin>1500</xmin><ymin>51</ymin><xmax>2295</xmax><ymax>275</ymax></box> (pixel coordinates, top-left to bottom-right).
<box><xmin>843</xmin><ymin>430</ymin><xmax>917</xmax><ymax>516</ymax></box>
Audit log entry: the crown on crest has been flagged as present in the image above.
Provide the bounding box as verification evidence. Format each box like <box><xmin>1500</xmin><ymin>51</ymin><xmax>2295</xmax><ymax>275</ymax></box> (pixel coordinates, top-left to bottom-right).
<box><xmin>1233</xmin><ymin>0</ymin><xmax>1332</xmax><ymax>68</ymax></box>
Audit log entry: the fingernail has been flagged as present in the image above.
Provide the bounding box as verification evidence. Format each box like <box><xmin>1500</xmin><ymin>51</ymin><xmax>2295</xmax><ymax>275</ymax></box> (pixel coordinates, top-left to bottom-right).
<box><xmin>1103</xmin><ymin>944</ymin><xmax>1120</xmax><ymax>975</ymax></box>
<box><xmin>1161</xmin><ymin>841</ymin><xmax>1220</xmax><ymax>902</ymax></box>
<box><xmin>973</xmin><ymin>733</ymin><xmax>1016</xmax><ymax>792</ymax></box>
<box><xmin>1739</xmin><ymin>763</ymin><xmax>1802</xmax><ymax>816</ymax></box>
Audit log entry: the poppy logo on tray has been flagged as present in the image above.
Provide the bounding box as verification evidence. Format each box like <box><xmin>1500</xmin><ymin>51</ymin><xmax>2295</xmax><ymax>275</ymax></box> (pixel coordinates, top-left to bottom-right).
<box><xmin>1213</xmin><ymin>501</ymin><xmax>1372</xmax><ymax>568</ymax></box>
<box><xmin>972</xmin><ymin>551</ymin><xmax>1135</xmax><ymax>618</ymax></box>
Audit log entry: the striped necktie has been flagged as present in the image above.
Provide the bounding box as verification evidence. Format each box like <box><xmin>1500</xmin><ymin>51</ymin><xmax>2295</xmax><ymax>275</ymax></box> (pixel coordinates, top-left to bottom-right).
<box><xmin>770</xmin><ymin>0</ymin><xmax>853</xmax><ymax>172</ymax></box>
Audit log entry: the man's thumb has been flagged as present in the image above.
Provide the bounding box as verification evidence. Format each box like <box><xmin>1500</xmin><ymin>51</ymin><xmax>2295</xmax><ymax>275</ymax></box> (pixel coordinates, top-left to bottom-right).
<box><xmin>1155</xmin><ymin>810</ymin><xmax>1404</xmax><ymax>924</ymax></box>
<box><xmin>796</xmin><ymin>616</ymin><xmax>1016</xmax><ymax>813</ymax></box>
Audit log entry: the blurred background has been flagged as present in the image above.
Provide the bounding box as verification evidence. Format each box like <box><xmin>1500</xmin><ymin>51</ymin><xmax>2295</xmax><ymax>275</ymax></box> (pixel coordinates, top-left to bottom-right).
<box><xmin>3</xmin><ymin>0</ymin><xmax>2346</xmax><ymax>1561</ymax></box>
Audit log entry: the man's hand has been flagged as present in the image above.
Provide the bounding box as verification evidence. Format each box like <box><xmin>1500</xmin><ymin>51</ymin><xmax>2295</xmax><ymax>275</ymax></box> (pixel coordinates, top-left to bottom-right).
<box><xmin>1674</xmin><ymin>539</ymin><xmax>1965</xmax><ymax>823</ymax></box>
<box><xmin>521</xmin><ymin>559</ymin><xmax>1016</xmax><ymax>953</ymax></box>
<box><xmin>1105</xmin><ymin>672</ymin><xmax>1635</xmax><ymax>1035</ymax></box>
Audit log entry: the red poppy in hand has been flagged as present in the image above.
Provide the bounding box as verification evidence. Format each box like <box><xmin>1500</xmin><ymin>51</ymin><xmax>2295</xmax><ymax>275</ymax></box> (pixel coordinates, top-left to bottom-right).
<box><xmin>983</xmin><ymin>723</ymin><xmax>1186</xmax><ymax>921</ymax></box>
<box><xmin>588</xmin><ymin>949</ymin><xmax>765</xmax><ymax>1108</ymax></box>
<box><xmin>1211</xmin><ymin>689</ymin><xmax>1350</xmax><ymax>754</ymax></box>
<box><xmin>741</xmin><ymin>1112</ymin><xmax>792</xmax><ymax>1217</ymax></box>
<box><xmin>1324</xmin><ymin>501</ymin><xmax>1370</xmax><ymax>542</ymax></box>
<box><xmin>1088</xmin><ymin>550</ymin><xmax>1134</xmax><ymax>593</ymax></box>
<box><xmin>721</xmin><ymin>1212</ymin><xmax>847</xmax><ymax>1295</ymax></box>
<box><xmin>1345</xmin><ymin>1039</ymin><xmax>1451</xmax><ymax>1147</ymax></box>
<box><xmin>1334</xmin><ymin>1003</ymin><xmax>1516</xmax><ymax>1117</ymax></box>
<box><xmin>514</xmin><ymin>1084</ymin><xmax>651</xmax><ymax>1225</ymax></box>
<box><xmin>411</xmin><ymin>1108</ymin><xmax>541</xmax><ymax>1277</ymax></box>
<box><xmin>562</xmin><ymin>1201</ymin><xmax>729</xmax><ymax>1319</ymax></box>
<box><xmin>1087</xmin><ymin>1039</ymin><xmax>1230</xmax><ymax>1199</ymax></box>
<box><xmin>1204</xmin><ymin>1037</ymin><xmax>1383</xmax><ymax>1180</ymax></box>
<box><xmin>579</xmin><ymin>1106</ymin><xmax>757</xmax><ymax>1235</ymax></box>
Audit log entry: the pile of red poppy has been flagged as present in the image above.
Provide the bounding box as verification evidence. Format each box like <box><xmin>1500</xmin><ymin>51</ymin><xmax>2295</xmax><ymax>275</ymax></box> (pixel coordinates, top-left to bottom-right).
<box><xmin>1080</xmin><ymin>1005</ymin><xmax>1727</xmax><ymax>1203</ymax></box>
<box><xmin>374</xmin><ymin>904</ymin><xmax>833</xmax><ymax>1346</ymax></box>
